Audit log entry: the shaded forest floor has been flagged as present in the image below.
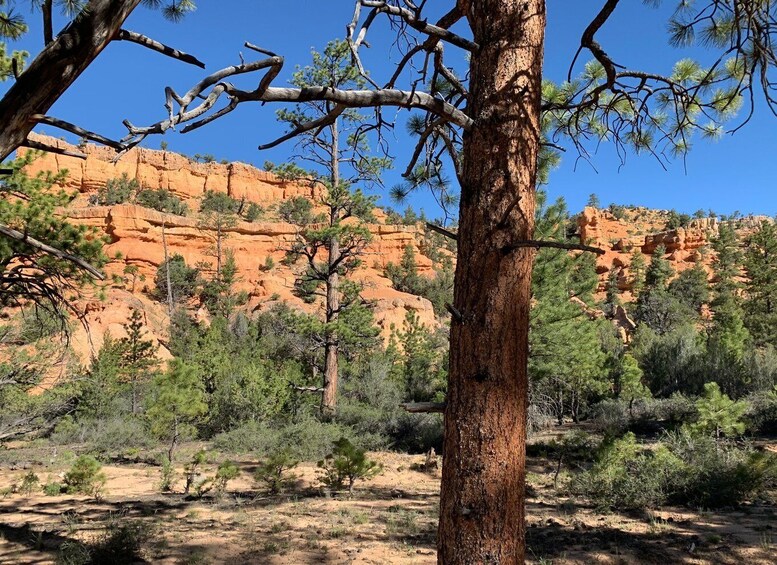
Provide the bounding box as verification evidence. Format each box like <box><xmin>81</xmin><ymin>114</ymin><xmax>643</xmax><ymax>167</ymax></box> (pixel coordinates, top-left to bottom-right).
<box><xmin>0</xmin><ymin>429</ymin><xmax>774</xmax><ymax>564</ymax></box>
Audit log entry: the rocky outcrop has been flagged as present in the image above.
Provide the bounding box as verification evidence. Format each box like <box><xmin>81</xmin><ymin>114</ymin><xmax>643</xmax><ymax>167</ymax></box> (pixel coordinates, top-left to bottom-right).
<box><xmin>576</xmin><ymin>206</ymin><xmax>767</xmax><ymax>299</ymax></box>
<box><xmin>21</xmin><ymin>136</ymin><xmax>439</xmax><ymax>364</ymax></box>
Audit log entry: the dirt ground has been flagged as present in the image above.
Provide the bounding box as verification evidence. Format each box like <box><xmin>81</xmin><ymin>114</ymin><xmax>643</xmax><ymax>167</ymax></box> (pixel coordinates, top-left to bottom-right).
<box><xmin>0</xmin><ymin>434</ymin><xmax>774</xmax><ymax>564</ymax></box>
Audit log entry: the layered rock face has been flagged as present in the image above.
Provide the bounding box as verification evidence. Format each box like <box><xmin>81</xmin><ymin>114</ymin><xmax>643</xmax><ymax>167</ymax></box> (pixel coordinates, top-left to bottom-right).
<box><xmin>21</xmin><ymin>134</ymin><xmax>770</xmax><ymax>361</ymax></box>
<box><xmin>22</xmin><ymin>135</ymin><xmax>438</xmax><ymax>363</ymax></box>
<box><xmin>577</xmin><ymin>206</ymin><xmax>771</xmax><ymax>299</ymax></box>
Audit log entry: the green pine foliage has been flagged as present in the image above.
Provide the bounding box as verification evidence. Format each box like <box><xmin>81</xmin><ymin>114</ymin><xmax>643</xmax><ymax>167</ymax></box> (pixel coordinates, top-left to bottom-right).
<box><xmin>743</xmin><ymin>221</ymin><xmax>777</xmax><ymax>347</ymax></box>
<box><xmin>689</xmin><ymin>382</ymin><xmax>747</xmax><ymax>440</ymax></box>
<box><xmin>668</xmin><ymin>262</ymin><xmax>709</xmax><ymax>313</ymax></box>
<box><xmin>64</xmin><ymin>455</ymin><xmax>107</xmax><ymax>500</ymax></box>
<box><xmin>146</xmin><ymin>360</ymin><xmax>207</xmax><ymax>462</ymax></box>
<box><xmin>317</xmin><ymin>437</ymin><xmax>381</xmax><ymax>495</ymax></box>
<box><xmin>384</xmin><ymin>245</ymin><xmax>454</xmax><ymax>316</ymax></box>
<box><xmin>254</xmin><ymin>450</ymin><xmax>299</xmax><ymax>494</ymax></box>
<box><xmin>392</xmin><ymin>310</ymin><xmax>448</xmax><ymax>402</ymax></box>
<box><xmin>629</xmin><ymin>251</ymin><xmax>647</xmax><ymax>300</ymax></box>
<box><xmin>90</xmin><ymin>173</ymin><xmax>138</xmax><ymax>206</ymax></box>
<box><xmin>0</xmin><ymin>153</ymin><xmax>105</xmax><ymax>311</ymax></box>
<box><xmin>530</xmin><ymin>192</ymin><xmax>608</xmax><ymax>423</ymax></box>
<box><xmin>119</xmin><ymin>309</ymin><xmax>159</xmax><ymax>415</ymax></box>
<box><xmin>135</xmin><ymin>188</ymin><xmax>188</xmax><ymax>216</ymax></box>
<box><xmin>155</xmin><ymin>254</ymin><xmax>201</xmax><ymax>304</ymax></box>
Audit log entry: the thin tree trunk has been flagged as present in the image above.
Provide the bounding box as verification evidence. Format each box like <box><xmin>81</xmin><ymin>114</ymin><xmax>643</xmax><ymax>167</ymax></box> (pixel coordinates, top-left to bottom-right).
<box><xmin>132</xmin><ymin>375</ymin><xmax>138</xmax><ymax>415</ymax></box>
<box><xmin>216</xmin><ymin>222</ymin><xmax>222</xmax><ymax>283</ymax></box>
<box><xmin>0</xmin><ymin>0</ymin><xmax>142</xmax><ymax>161</ymax></box>
<box><xmin>322</xmin><ymin>117</ymin><xmax>341</xmax><ymax>415</ymax></box>
<box><xmin>438</xmin><ymin>2</ymin><xmax>546</xmax><ymax>563</ymax></box>
<box><xmin>162</xmin><ymin>219</ymin><xmax>174</xmax><ymax>318</ymax></box>
<box><xmin>168</xmin><ymin>414</ymin><xmax>179</xmax><ymax>464</ymax></box>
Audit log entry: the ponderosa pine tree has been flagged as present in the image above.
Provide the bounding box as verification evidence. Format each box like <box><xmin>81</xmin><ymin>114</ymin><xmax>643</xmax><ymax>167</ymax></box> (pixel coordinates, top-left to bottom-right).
<box><xmin>147</xmin><ymin>360</ymin><xmax>207</xmax><ymax>463</ymax></box>
<box><xmin>630</xmin><ymin>250</ymin><xmax>647</xmax><ymax>301</ymax></box>
<box><xmin>605</xmin><ymin>266</ymin><xmax>621</xmax><ymax>317</ymax></box>
<box><xmin>709</xmin><ymin>224</ymin><xmax>751</xmax><ymax>372</ymax></box>
<box><xmin>275</xmin><ymin>40</ymin><xmax>388</xmax><ymax>415</ymax></box>
<box><xmin>119</xmin><ymin>308</ymin><xmax>158</xmax><ymax>415</ymax></box>
<box><xmin>529</xmin><ymin>192</ymin><xmax>608</xmax><ymax>424</ymax></box>
<box><xmin>7</xmin><ymin>2</ymin><xmax>777</xmax><ymax>562</ymax></box>
<box><xmin>668</xmin><ymin>261</ymin><xmax>710</xmax><ymax>314</ymax></box>
<box><xmin>743</xmin><ymin>221</ymin><xmax>777</xmax><ymax>347</ymax></box>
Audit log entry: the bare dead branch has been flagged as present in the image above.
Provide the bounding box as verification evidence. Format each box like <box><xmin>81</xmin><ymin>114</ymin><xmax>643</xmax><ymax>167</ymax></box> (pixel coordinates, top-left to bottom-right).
<box><xmin>116</xmin><ymin>28</ymin><xmax>206</xmax><ymax>68</ymax></box>
<box><xmin>259</xmin><ymin>105</ymin><xmax>347</xmax><ymax>150</ymax></box>
<box><xmin>426</xmin><ymin>222</ymin><xmax>458</xmax><ymax>241</ymax></box>
<box><xmin>358</xmin><ymin>1</ymin><xmax>478</xmax><ymax>52</ymax></box>
<box><xmin>401</xmin><ymin>402</ymin><xmax>446</xmax><ymax>414</ymax></box>
<box><xmin>504</xmin><ymin>240</ymin><xmax>605</xmax><ymax>256</ymax></box>
<box><xmin>122</xmin><ymin>53</ymin><xmax>473</xmax><ymax>150</ymax></box>
<box><xmin>21</xmin><ymin>138</ymin><xmax>87</xmax><ymax>159</ymax></box>
<box><xmin>31</xmin><ymin>115</ymin><xmax>124</xmax><ymax>150</ymax></box>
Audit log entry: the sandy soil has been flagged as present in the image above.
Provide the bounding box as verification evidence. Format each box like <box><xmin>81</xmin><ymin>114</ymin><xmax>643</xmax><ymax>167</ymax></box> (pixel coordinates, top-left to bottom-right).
<box><xmin>0</xmin><ymin>439</ymin><xmax>774</xmax><ymax>564</ymax></box>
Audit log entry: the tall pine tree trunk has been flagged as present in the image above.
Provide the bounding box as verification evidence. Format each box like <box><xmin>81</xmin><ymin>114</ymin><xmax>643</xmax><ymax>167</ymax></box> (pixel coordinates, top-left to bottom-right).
<box><xmin>322</xmin><ymin>238</ymin><xmax>340</xmax><ymax>415</ymax></box>
<box><xmin>438</xmin><ymin>2</ymin><xmax>546</xmax><ymax>563</ymax></box>
<box><xmin>322</xmin><ymin>117</ymin><xmax>341</xmax><ymax>415</ymax></box>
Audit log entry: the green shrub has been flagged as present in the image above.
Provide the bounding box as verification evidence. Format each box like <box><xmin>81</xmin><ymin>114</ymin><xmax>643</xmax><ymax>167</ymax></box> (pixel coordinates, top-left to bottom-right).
<box><xmin>155</xmin><ymin>254</ymin><xmax>201</xmax><ymax>304</ymax></box>
<box><xmin>244</xmin><ymin>202</ymin><xmax>264</xmax><ymax>222</ymax></box>
<box><xmin>200</xmin><ymin>190</ymin><xmax>241</xmax><ymax>214</ymax></box>
<box><xmin>254</xmin><ymin>450</ymin><xmax>299</xmax><ymax>494</ymax></box>
<box><xmin>211</xmin><ymin>421</ymin><xmax>278</xmax><ymax>454</ymax></box>
<box><xmin>278</xmin><ymin>196</ymin><xmax>314</xmax><ymax>225</ymax></box>
<box><xmin>90</xmin><ymin>174</ymin><xmax>138</xmax><ymax>206</ymax></box>
<box><xmin>159</xmin><ymin>460</ymin><xmax>175</xmax><ymax>492</ymax></box>
<box><xmin>194</xmin><ymin>460</ymin><xmax>240</xmax><ymax>498</ymax></box>
<box><xmin>135</xmin><ymin>188</ymin><xmax>188</xmax><ymax>216</ymax></box>
<box><xmin>50</xmin><ymin>417</ymin><xmax>155</xmax><ymax>455</ymax></box>
<box><xmin>318</xmin><ymin>437</ymin><xmax>381</xmax><ymax>495</ymax></box>
<box><xmin>64</xmin><ymin>455</ymin><xmax>107</xmax><ymax>500</ymax></box>
<box><xmin>664</xmin><ymin>429</ymin><xmax>777</xmax><ymax>507</ymax></box>
<box><xmin>745</xmin><ymin>390</ymin><xmax>777</xmax><ymax>435</ymax></box>
<box><xmin>212</xmin><ymin>460</ymin><xmax>240</xmax><ymax>493</ymax></box>
<box><xmin>19</xmin><ymin>471</ymin><xmax>39</xmax><ymax>495</ymax></box>
<box><xmin>689</xmin><ymin>382</ymin><xmax>747</xmax><ymax>440</ymax></box>
<box><xmin>573</xmin><ymin>432</ymin><xmax>684</xmax><ymax>511</ymax></box>
<box><xmin>184</xmin><ymin>449</ymin><xmax>208</xmax><ymax>495</ymax></box>
<box><xmin>43</xmin><ymin>481</ymin><xmax>64</xmax><ymax>496</ymax></box>
<box><xmin>575</xmin><ymin>429</ymin><xmax>777</xmax><ymax>511</ymax></box>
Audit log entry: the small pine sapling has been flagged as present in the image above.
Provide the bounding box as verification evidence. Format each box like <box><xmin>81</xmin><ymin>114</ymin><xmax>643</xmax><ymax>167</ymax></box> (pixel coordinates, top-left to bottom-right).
<box><xmin>64</xmin><ymin>455</ymin><xmax>107</xmax><ymax>501</ymax></box>
<box><xmin>318</xmin><ymin>437</ymin><xmax>381</xmax><ymax>496</ymax></box>
<box><xmin>254</xmin><ymin>450</ymin><xmax>299</xmax><ymax>494</ymax></box>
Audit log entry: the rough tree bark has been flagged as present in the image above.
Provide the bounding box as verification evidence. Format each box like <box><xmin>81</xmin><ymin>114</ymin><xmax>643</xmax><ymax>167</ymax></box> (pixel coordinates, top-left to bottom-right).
<box><xmin>322</xmin><ymin>235</ymin><xmax>340</xmax><ymax>414</ymax></box>
<box><xmin>0</xmin><ymin>0</ymin><xmax>142</xmax><ymax>161</ymax></box>
<box><xmin>322</xmin><ymin>117</ymin><xmax>341</xmax><ymax>415</ymax></box>
<box><xmin>438</xmin><ymin>1</ymin><xmax>546</xmax><ymax>563</ymax></box>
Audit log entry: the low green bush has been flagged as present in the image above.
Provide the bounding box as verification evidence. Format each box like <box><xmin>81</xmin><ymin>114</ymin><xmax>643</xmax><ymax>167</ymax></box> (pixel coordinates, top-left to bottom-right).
<box><xmin>574</xmin><ymin>429</ymin><xmax>777</xmax><ymax>511</ymax></box>
<box><xmin>573</xmin><ymin>432</ymin><xmax>683</xmax><ymax>510</ymax></box>
<box><xmin>64</xmin><ymin>455</ymin><xmax>107</xmax><ymax>500</ymax></box>
<box><xmin>135</xmin><ymin>188</ymin><xmax>188</xmax><ymax>216</ymax></box>
<box><xmin>745</xmin><ymin>390</ymin><xmax>777</xmax><ymax>435</ymax></box>
<box><xmin>51</xmin><ymin>416</ymin><xmax>155</xmax><ymax>455</ymax></box>
<box><xmin>254</xmin><ymin>450</ymin><xmax>299</xmax><ymax>494</ymax></box>
<box><xmin>318</xmin><ymin>437</ymin><xmax>381</xmax><ymax>496</ymax></box>
<box><xmin>43</xmin><ymin>481</ymin><xmax>64</xmax><ymax>496</ymax></box>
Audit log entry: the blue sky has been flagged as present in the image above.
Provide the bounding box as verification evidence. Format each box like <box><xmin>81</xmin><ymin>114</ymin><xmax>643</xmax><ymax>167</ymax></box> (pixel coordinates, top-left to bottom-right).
<box><xmin>3</xmin><ymin>1</ymin><xmax>776</xmax><ymax>218</ymax></box>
